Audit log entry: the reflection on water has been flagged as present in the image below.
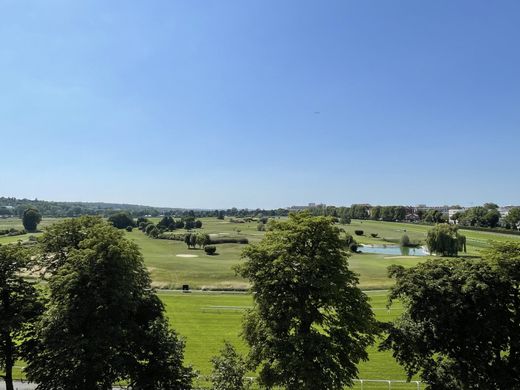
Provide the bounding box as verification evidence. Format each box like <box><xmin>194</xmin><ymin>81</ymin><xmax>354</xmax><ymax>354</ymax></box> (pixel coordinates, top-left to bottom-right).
<box><xmin>359</xmin><ymin>245</ymin><xmax>428</xmax><ymax>256</ymax></box>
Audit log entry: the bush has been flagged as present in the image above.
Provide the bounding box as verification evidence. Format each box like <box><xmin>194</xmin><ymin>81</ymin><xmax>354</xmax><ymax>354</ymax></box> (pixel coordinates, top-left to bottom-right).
<box><xmin>108</xmin><ymin>212</ymin><xmax>134</xmax><ymax>229</ymax></box>
<box><xmin>400</xmin><ymin>234</ymin><xmax>410</xmax><ymax>247</ymax></box>
<box><xmin>145</xmin><ymin>224</ymin><xmax>156</xmax><ymax>235</ymax></box>
<box><xmin>211</xmin><ymin>341</ymin><xmax>250</xmax><ymax>390</ymax></box>
<box><xmin>257</xmin><ymin>223</ymin><xmax>265</xmax><ymax>231</ymax></box>
<box><xmin>126</xmin><ymin>226</ymin><xmax>133</xmax><ymax>232</ymax></box>
<box><xmin>349</xmin><ymin>243</ymin><xmax>359</xmax><ymax>253</ymax></box>
<box><xmin>209</xmin><ymin>237</ymin><xmax>249</xmax><ymax>245</ymax></box>
<box><xmin>354</xmin><ymin>230</ymin><xmax>364</xmax><ymax>236</ymax></box>
<box><xmin>204</xmin><ymin>245</ymin><xmax>217</xmax><ymax>255</ymax></box>
<box><xmin>370</xmin><ymin>233</ymin><xmax>378</xmax><ymax>238</ymax></box>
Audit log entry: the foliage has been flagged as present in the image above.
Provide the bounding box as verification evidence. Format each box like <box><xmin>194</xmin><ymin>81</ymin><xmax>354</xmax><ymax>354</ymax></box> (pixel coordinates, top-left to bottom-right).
<box><xmin>25</xmin><ymin>222</ymin><xmax>194</xmax><ymax>390</ymax></box>
<box><xmin>382</xmin><ymin>250</ymin><xmax>520</xmax><ymax>389</ymax></box>
<box><xmin>456</xmin><ymin>206</ymin><xmax>501</xmax><ymax>228</ymax></box>
<box><xmin>108</xmin><ymin>212</ymin><xmax>135</xmax><ymax>229</ymax></box>
<box><xmin>425</xmin><ymin>224</ymin><xmax>466</xmax><ymax>256</ymax></box>
<box><xmin>145</xmin><ymin>223</ymin><xmax>156</xmax><ymax>235</ymax></box>
<box><xmin>0</xmin><ymin>245</ymin><xmax>44</xmax><ymax>390</ymax></box>
<box><xmin>196</xmin><ymin>233</ymin><xmax>210</xmax><ymax>248</ymax></box>
<box><xmin>210</xmin><ymin>341</ymin><xmax>250</xmax><ymax>390</ymax></box>
<box><xmin>38</xmin><ymin>216</ymin><xmax>105</xmax><ymax>274</ymax></box>
<box><xmin>22</xmin><ymin>208</ymin><xmax>42</xmax><ymax>232</ymax></box>
<box><xmin>355</xmin><ymin>230</ymin><xmax>364</xmax><ymax>236</ymax></box>
<box><xmin>126</xmin><ymin>225</ymin><xmax>133</xmax><ymax>232</ymax></box>
<box><xmin>400</xmin><ymin>234</ymin><xmax>410</xmax><ymax>247</ymax></box>
<box><xmin>236</xmin><ymin>213</ymin><xmax>379</xmax><ymax>390</ymax></box>
<box><xmin>204</xmin><ymin>245</ymin><xmax>217</xmax><ymax>255</ymax></box>
<box><xmin>505</xmin><ymin>207</ymin><xmax>520</xmax><ymax>229</ymax></box>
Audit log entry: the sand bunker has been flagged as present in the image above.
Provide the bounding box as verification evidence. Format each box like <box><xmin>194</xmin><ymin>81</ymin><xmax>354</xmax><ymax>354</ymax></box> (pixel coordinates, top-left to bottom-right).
<box><xmin>176</xmin><ymin>254</ymin><xmax>199</xmax><ymax>258</ymax></box>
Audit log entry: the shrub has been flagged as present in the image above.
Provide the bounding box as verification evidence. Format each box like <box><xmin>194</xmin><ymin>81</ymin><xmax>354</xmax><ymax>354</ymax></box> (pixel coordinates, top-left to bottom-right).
<box><xmin>204</xmin><ymin>245</ymin><xmax>217</xmax><ymax>255</ymax></box>
<box><xmin>370</xmin><ymin>233</ymin><xmax>378</xmax><ymax>238</ymax></box>
<box><xmin>400</xmin><ymin>234</ymin><xmax>410</xmax><ymax>247</ymax></box>
<box><xmin>209</xmin><ymin>237</ymin><xmax>249</xmax><ymax>245</ymax></box>
<box><xmin>349</xmin><ymin>243</ymin><xmax>359</xmax><ymax>253</ymax></box>
<box><xmin>194</xmin><ymin>220</ymin><xmax>202</xmax><ymax>229</ymax></box>
<box><xmin>211</xmin><ymin>341</ymin><xmax>250</xmax><ymax>390</ymax></box>
<box><xmin>145</xmin><ymin>224</ymin><xmax>156</xmax><ymax>235</ymax></box>
<box><xmin>257</xmin><ymin>223</ymin><xmax>265</xmax><ymax>231</ymax></box>
<box><xmin>126</xmin><ymin>226</ymin><xmax>133</xmax><ymax>232</ymax></box>
<box><xmin>355</xmin><ymin>230</ymin><xmax>364</xmax><ymax>236</ymax></box>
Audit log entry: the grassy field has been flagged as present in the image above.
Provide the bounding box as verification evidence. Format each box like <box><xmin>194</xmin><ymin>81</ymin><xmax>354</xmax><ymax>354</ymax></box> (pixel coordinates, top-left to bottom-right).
<box><xmin>3</xmin><ymin>215</ymin><xmax>520</xmax><ymax>387</ymax></box>
<box><xmin>2</xmin><ymin>216</ymin><xmax>520</xmax><ymax>290</ymax></box>
<box><xmin>161</xmin><ymin>290</ymin><xmax>406</xmax><ymax>380</ymax></box>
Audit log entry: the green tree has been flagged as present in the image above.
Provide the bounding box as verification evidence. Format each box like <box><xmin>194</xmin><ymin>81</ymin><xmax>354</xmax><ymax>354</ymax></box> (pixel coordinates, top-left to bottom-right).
<box><xmin>25</xmin><ymin>222</ymin><xmax>194</xmax><ymax>389</ymax></box>
<box><xmin>22</xmin><ymin>208</ymin><xmax>42</xmax><ymax>232</ymax></box>
<box><xmin>425</xmin><ymin>224</ymin><xmax>466</xmax><ymax>256</ymax></box>
<box><xmin>210</xmin><ymin>341</ymin><xmax>251</xmax><ymax>390</ymax></box>
<box><xmin>236</xmin><ymin>213</ymin><xmax>379</xmax><ymax>390</ymax></box>
<box><xmin>382</xmin><ymin>250</ymin><xmax>520</xmax><ymax>389</ymax></box>
<box><xmin>505</xmin><ymin>207</ymin><xmax>520</xmax><ymax>230</ymax></box>
<box><xmin>0</xmin><ymin>245</ymin><xmax>43</xmax><ymax>390</ymax></box>
<box><xmin>108</xmin><ymin>212</ymin><xmax>135</xmax><ymax>229</ymax></box>
<box><xmin>38</xmin><ymin>216</ymin><xmax>105</xmax><ymax>274</ymax></box>
<box><xmin>196</xmin><ymin>233</ymin><xmax>210</xmax><ymax>248</ymax></box>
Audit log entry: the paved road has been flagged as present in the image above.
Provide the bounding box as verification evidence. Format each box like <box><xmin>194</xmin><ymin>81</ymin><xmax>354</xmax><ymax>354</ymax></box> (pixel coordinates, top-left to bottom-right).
<box><xmin>0</xmin><ymin>382</ymin><xmax>126</xmax><ymax>390</ymax></box>
<box><xmin>0</xmin><ymin>381</ymin><xmax>36</xmax><ymax>390</ymax></box>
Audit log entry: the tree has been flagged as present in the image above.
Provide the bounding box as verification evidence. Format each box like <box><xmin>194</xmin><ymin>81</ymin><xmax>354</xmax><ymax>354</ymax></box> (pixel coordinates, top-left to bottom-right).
<box><xmin>108</xmin><ymin>212</ymin><xmax>134</xmax><ymax>229</ymax></box>
<box><xmin>38</xmin><ymin>216</ymin><xmax>105</xmax><ymax>274</ymax></box>
<box><xmin>425</xmin><ymin>224</ymin><xmax>466</xmax><ymax>256</ymax></box>
<box><xmin>194</xmin><ymin>220</ymin><xmax>202</xmax><ymax>229</ymax></box>
<box><xmin>22</xmin><ymin>208</ymin><xmax>42</xmax><ymax>232</ymax></box>
<box><xmin>196</xmin><ymin>233</ymin><xmax>210</xmax><ymax>248</ymax></box>
<box><xmin>210</xmin><ymin>341</ymin><xmax>251</xmax><ymax>390</ymax></box>
<box><xmin>0</xmin><ymin>245</ymin><xmax>43</xmax><ymax>390</ymax></box>
<box><xmin>25</xmin><ymin>222</ymin><xmax>194</xmax><ymax>389</ymax></box>
<box><xmin>381</xmin><ymin>249</ymin><xmax>520</xmax><ymax>389</ymax></box>
<box><xmin>236</xmin><ymin>213</ymin><xmax>379</xmax><ymax>390</ymax></box>
<box><xmin>505</xmin><ymin>207</ymin><xmax>520</xmax><ymax>230</ymax></box>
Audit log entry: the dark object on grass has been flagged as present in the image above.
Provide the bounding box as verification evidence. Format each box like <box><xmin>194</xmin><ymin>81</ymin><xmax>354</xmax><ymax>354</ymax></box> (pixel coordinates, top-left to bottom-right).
<box><xmin>355</xmin><ymin>230</ymin><xmax>364</xmax><ymax>236</ymax></box>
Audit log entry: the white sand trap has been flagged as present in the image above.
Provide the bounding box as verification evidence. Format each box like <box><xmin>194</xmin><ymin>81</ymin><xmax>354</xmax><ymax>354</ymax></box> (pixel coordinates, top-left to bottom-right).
<box><xmin>176</xmin><ymin>254</ymin><xmax>199</xmax><ymax>258</ymax></box>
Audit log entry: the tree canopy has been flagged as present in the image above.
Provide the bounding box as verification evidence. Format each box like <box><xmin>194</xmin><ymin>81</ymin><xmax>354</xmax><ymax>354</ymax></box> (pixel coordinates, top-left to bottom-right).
<box><xmin>425</xmin><ymin>224</ymin><xmax>466</xmax><ymax>256</ymax></box>
<box><xmin>237</xmin><ymin>213</ymin><xmax>379</xmax><ymax>390</ymax></box>
<box><xmin>25</xmin><ymin>220</ymin><xmax>194</xmax><ymax>389</ymax></box>
<box><xmin>22</xmin><ymin>208</ymin><xmax>42</xmax><ymax>232</ymax></box>
<box><xmin>382</xmin><ymin>245</ymin><xmax>520</xmax><ymax>389</ymax></box>
<box><xmin>0</xmin><ymin>245</ymin><xmax>43</xmax><ymax>390</ymax></box>
<box><xmin>107</xmin><ymin>212</ymin><xmax>135</xmax><ymax>229</ymax></box>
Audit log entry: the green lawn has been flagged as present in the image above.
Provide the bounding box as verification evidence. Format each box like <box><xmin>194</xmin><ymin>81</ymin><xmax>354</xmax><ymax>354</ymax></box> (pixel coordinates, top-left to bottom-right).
<box><xmin>163</xmin><ymin>290</ymin><xmax>408</xmax><ymax>383</ymax></box>
<box><xmin>3</xmin><ymin>216</ymin><xmax>520</xmax><ymax>387</ymax></box>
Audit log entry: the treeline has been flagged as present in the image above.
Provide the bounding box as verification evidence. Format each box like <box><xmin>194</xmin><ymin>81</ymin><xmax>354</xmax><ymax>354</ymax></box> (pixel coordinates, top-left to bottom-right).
<box><xmin>0</xmin><ymin>197</ymin><xmax>290</xmax><ymax>219</ymax></box>
<box><xmin>306</xmin><ymin>204</ymin><xmax>447</xmax><ymax>223</ymax></box>
<box><xmin>452</xmin><ymin>204</ymin><xmax>520</xmax><ymax>229</ymax></box>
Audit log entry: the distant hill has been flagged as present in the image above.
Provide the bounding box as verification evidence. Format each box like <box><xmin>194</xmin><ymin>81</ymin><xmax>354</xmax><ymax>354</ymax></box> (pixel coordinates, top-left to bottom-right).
<box><xmin>0</xmin><ymin>196</ymin><xmax>176</xmax><ymax>218</ymax></box>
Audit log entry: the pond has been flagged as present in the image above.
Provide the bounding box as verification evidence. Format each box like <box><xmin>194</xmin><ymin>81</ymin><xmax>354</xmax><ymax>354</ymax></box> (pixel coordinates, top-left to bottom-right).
<box><xmin>358</xmin><ymin>245</ymin><xmax>429</xmax><ymax>256</ymax></box>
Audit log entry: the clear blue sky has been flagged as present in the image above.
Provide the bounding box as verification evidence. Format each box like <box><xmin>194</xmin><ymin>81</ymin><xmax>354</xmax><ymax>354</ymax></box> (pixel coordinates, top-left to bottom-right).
<box><xmin>1</xmin><ymin>0</ymin><xmax>519</xmax><ymax>209</ymax></box>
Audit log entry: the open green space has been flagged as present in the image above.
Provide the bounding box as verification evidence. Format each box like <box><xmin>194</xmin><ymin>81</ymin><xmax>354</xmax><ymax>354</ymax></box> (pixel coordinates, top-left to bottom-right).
<box><xmin>3</xmin><ymin>216</ymin><xmax>520</xmax><ymax>387</ymax></box>
<box><xmin>161</xmin><ymin>290</ymin><xmax>406</xmax><ymax>381</ymax></box>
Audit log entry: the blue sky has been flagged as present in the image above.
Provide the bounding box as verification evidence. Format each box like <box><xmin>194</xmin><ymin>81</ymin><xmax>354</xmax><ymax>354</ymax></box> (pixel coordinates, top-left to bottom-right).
<box><xmin>1</xmin><ymin>0</ymin><xmax>519</xmax><ymax>209</ymax></box>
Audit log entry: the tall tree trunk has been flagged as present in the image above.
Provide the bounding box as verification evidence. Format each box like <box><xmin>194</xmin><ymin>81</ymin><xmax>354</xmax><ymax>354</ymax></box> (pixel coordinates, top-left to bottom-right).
<box><xmin>2</xmin><ymin>331</ymin><xmax>14</xmax><ymax>390</ymax></box>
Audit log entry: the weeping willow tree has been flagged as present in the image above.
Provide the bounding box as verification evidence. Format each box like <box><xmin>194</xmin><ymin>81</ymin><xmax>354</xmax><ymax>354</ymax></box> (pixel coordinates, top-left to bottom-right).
<box><xmin>426</xmin><ymin>224</ymin><xmax>466</xmax><ymax>257</ymax></box>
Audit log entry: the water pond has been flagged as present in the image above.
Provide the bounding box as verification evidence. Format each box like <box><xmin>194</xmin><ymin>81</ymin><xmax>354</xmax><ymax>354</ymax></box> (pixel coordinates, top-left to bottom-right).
<box><xmin>358</xmin><ymin>245</ymin><xmax>428</xmax><ymax>256</ymax></box>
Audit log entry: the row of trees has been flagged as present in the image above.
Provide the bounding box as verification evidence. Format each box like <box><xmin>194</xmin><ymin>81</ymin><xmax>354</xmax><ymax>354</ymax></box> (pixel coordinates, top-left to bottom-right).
<box><xmin>452</xmin><ymin>204</ymin><xmax>520</xmax><ymax>230</ymax></box>
<box><xmin>0</xmin><ymin>217</ymin><xmax>194</xmax><ymax>390</ymax></box>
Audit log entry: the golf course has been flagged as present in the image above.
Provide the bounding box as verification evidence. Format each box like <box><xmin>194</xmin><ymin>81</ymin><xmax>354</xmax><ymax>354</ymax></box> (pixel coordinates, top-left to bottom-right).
<box><xmin>2</xmin><ymin>215</ymin><xmax>520</xmax><ymax>388</ymax></box>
